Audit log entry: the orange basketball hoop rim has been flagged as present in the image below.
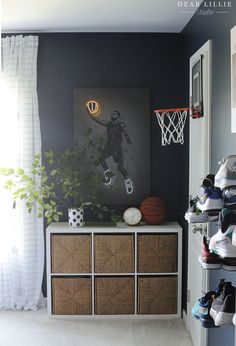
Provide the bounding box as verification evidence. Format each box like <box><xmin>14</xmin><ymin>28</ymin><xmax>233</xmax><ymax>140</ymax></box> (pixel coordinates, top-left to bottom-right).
<box><xmin>154</xmin><ymin>107</ymin><xmax>190</xmax><ymax>113</ymax></box>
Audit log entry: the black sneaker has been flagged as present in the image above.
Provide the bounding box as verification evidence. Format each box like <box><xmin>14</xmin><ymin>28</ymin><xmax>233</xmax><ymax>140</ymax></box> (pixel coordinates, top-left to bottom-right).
<box><xmin>218</xmin><ymin>208</ymin><xmax>236</xmax><ymax>233</ymax></box>
<box><xmin>210</xmin><ymin>281</ymin><xmax>235</xmax><ymax>326</ymax></box>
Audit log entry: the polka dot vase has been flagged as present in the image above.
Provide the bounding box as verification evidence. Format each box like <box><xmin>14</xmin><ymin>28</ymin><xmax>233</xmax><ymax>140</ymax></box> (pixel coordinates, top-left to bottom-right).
<box><xmin>68</xmin><ymin>208</ymin><xmax>84</xmax><ymax>227</ymax></box>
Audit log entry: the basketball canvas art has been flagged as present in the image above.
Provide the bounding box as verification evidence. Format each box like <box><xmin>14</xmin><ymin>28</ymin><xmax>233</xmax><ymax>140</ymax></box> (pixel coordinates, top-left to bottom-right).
<box><xmin>73</xmin><ymin>88</ymin><xmax>150</xmax><ymax>205</ymax></box>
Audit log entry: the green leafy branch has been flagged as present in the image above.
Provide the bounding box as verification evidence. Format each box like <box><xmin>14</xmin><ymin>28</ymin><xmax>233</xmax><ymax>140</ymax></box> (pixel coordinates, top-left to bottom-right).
<box><xmin>0</xmin><ymin>137</ymin><xmax>119</xmax><ymax>225</ymax></box>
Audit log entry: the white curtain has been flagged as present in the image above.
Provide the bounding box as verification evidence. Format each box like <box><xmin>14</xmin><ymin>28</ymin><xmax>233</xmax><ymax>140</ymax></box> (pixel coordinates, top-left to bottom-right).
<box><xmin>0</xmin><ymin>35</ymin><xmax>44</xmax><ymax>310</ymax></box>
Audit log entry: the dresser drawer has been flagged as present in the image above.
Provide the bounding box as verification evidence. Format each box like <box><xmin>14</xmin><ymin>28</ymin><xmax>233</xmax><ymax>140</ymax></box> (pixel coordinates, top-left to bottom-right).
<box><xmin>51</xmin><ymin>234</ymin><xmax>91</xmax><ymax>273</ymax></box>
<box><xmin>138</xmin><ymin>276</ymin><xmax>177</xmax><ymax>314</ymax></box>
<box><xmin>137</xmin><ymin>234</ymin><xmax>177</xmax><ymax>273</ymax></box>
<box><xmin>94</xmin><ymin>234</ymin><xmax>134</xmax><ymax>273</ymax></box>
<box><xmin>95</xmin><ymin>276</ymin><xmax>135</xmax><ymax>314</ymax></box>
<box><xmin>52</xmin><ymin>277</ymin><xmax>92</xmax><ymax>315</ymax></box>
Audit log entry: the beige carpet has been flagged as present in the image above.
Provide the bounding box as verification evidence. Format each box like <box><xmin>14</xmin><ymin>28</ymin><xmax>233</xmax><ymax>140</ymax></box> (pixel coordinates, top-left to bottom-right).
<box><xmin>0</xmin><ymin>308</ymin><xmax>192</xmax><ymax>346</ymax></box>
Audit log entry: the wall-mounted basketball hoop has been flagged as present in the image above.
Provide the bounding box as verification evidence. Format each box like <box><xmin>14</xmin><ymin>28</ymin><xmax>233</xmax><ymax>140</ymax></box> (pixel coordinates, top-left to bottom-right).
<box><xmin>191</xmin><ymin>55</ymin><xmax>204</xmax><ymax>119</ymax></box>
<box><xmin>154</xmin><ymin>107</ymin><xmax>189</xmax><ymax>146</ymax></box>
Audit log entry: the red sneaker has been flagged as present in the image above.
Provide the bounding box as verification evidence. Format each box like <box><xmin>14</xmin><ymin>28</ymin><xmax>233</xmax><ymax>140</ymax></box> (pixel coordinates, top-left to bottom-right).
<box><xmin>199</xmin><ymin>236</ymin><xmax>222</xmax><ymax>269</ymax></box>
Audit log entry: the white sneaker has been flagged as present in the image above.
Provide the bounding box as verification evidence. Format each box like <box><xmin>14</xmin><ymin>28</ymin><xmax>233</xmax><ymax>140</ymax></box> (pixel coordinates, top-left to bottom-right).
<box><xmin>210</xmin><ymin>282</ymin><xmax>235</xmax><ymax>326</ymax></box>
<box><xmin>184</xmin><ymin>210</ymin><xmax>208</xmax><ymax>223</ymax></box>
<box><xmin>103</xmin><ymin>170</ymin><xmax>116</xmax><ymax>186</ymax></box>
<box><xmin>215</xmin><ymin>155</ymin><xmax>236</xmax><ymax>189</ymax></box>
<box><xmin>125</xmin><ymin>178</ymin><xmax>134</xmax><ymax>194</ymax></box>
<box><xmin>185</xmin><ymin>196</ymin><xmax>208</xmax><ymax>223</ymax></box>
<box><xmin>233</xmin><ymin>313</ymin><xmax>236</xmax><ymax>326</ymax></box>
<box><xmin>209</xmin><ymin>225</ymin><xmax>236</xmax><ymax>259</ymax></box>
<box><xmin>196</xmin><ymin>196</ymin><xmax>223</xmax><ymax>212</ymax></box>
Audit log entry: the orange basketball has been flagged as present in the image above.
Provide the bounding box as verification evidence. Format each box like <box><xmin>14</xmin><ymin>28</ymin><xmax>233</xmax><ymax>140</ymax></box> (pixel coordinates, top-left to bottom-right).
<box><xmin>140</xmin><ymin>197</ymin><xmax>167</xmax><ymax>225</ymax></box>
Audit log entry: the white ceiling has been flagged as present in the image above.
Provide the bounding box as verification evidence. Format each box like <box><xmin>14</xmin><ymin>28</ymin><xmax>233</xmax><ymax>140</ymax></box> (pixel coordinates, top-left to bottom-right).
<box><xmin>1</xmin><ymin>0</ymin><xmax>202</xmax><ymax>33</ymax></box>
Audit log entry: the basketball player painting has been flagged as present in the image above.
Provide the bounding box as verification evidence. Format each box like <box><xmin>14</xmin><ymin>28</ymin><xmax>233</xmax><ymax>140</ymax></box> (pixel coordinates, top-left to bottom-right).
<box><xmin>88</xmin><ymin>110</ymin><xmax>134</xmax><ymax>195</ymax></box>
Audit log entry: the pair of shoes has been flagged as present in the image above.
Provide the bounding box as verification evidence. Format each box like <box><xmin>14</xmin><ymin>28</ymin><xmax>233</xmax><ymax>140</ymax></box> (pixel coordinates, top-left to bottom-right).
<box><xmin>210</xmin><ymin>281</ymin><xmax>236</xmax><ymax>326</ymax></box>
<box><xmin>215</xmin><ymin>155</ymin><xmax>236</xmax><ymax>190</ymax></box>
<box><xmin>215</xmin><ymin>155</ymin><xmax>236</xmax><ymax>208</ymax></box>
<box><xmin>208</xmin><ymin>209</ymin><xmax>236</xmax><ymax>270</ymax></box>
<box><xmin>199</xmin><ymin>209</ymin><xmax>236</xmax><ymax>271</ymax></box>
<box><xmin>199</xmin><ymin>233</ymin><xmax>236</xmax><ymax>271</ymax></box>
<box><xmin>103</xmin><ymin>170</ymin><xmax>134</xmax><ymax>194</ymax></box>
<box><xmin>192</xmin><ymin>279</ymin><xmax>225</xmax><ymax>328</ymax></box>
<box><xmin>185</xmin><ymin>197</ymin><xmax>208</xmax><ymax>223</ymax></box>
<box><xmin>192</xmin><ymin>156</ymin><xmax>236</xmax><ymax>220</ymax></box>
<box><xmin>196</xmin><ymin>174</ymin><xmax>223</xmax><ymax>213</ymax></box>
<box><xmin>185</xmin><ymin>174</ymin><xmax>222</xmax><ymax>223</ymax></box>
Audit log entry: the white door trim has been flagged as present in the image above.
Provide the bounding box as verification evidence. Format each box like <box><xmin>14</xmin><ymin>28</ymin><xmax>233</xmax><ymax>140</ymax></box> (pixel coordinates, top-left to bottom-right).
<box><xmin>231</xmin><ymin>25</ymin><xmax>236</xmax><ymax>133</ymax></box>
<box><xmin>189</xmin><ymin>39</ymin><xmax>212</xmax><ymax>176</ymax></box>
<box><xmin>187</xmin><ymin>39</ymin><xmax>212</xmax><ymax>346</ymax></box>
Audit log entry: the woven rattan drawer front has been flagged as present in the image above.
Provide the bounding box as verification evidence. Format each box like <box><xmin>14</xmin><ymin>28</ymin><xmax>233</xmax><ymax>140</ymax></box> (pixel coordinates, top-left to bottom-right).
<box><xmin>138</xmin><ymin>234</ymin><xmax>177</xmax><ymax>273</ymax></box>
<box><xmin>138</xmin><ymin>276</ymin><xmax>177</xmax><ymax>314</ymax></box>
<box><xmin>94</xmin><ymin>234</ymin><xmax>134</xmax><ymax>273</ymax></box>
<box><xmin>95</xmin><ymin>276</ymin><xmax>135</xmax><ymax>315</ymax></box>
<box><xmin>51</xmin><ymin>234</ymin><xmax>91</xmax><ymax>273</ymax></box>
<box><xmin>52</xmin><ymin>277</ymin><xmax>92</xmax><ymax>315</ymax></box>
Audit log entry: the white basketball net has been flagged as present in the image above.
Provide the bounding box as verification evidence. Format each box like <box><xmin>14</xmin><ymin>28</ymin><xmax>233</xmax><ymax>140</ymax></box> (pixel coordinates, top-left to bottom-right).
<box><xmin>155</xmin><ymin>109</ymin><xmax>187</xmax><ymax>146</ymax></box>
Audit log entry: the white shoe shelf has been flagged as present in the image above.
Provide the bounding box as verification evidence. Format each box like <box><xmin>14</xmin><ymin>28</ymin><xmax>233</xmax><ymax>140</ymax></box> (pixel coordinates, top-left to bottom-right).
<box><xmin>194</xmin><ymin>221</ymin><xmax>236</xmax><ymax>272</ymax></box>
<box><xmin>46</xmin><ymin>222</ymin><xmax>182</xmax><ymax>319</ymax></box>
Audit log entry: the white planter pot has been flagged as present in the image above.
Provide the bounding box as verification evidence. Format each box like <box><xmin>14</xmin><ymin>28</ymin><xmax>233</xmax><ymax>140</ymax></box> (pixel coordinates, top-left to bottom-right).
<box><xmin>68</xmin><ymin>207</ymin><xmax>84</xmax><ymax>227</ymax></box>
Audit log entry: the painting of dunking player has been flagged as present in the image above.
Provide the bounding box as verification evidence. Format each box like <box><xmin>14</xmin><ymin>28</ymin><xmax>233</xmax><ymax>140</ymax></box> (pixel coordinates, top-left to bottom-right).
<box><xmin>73</xmin><ymin>88</ymin><xmax>150</xmax><ymax>205</ymax></box>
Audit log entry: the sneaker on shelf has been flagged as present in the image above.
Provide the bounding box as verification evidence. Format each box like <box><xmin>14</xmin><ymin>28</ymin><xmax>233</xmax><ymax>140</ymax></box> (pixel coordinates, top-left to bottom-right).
<box><xmin>218</xmin><ymin>208</ymin><xmax>236</xmax><ymax>233</ymax></box>
<box><xmin>233</xmin><ymin>313</ymin><xmax>236</xmax><ymax>326</ymax></box>
<box><xmin>210</xmin><ymin>281</ymin><xmax>235</xmax><ymax>326</ymax></box>
<box><xmin>209</xmin><ymin>209</ymin><xmax>236</xmax><ymax>269</ymax></box>
<box><xmin>196</xmin><ymin>174</ymin><xmax>223</xmax><ymax>212</ymax></box>
<box><xmin>223</xmin><ymin>186</ymin><xmax>236</xmax><ymax>208</ymax></box>
<box><xmin>192</xmin><ymin>279</ymin><xmax>225</xmax><ymax>328</ymax></box>
<box><xmin>220</xmin><ymin>209</ymin><xmax>236</xmax><ymax>270</ymax></box>
<box><xmin>207</xmin><ymin>212</ymin><xmax>220</xmax><ymax>222</ymax></box>
<box><xmin>192</xmin><ymin>291</ymin><xmax>217</xmax><ymax>328</ymax></box>
<box><xmin>215</xmin><ymin>155</ymin><xmax>236</xmax><ymax>189</ymax></box>
<box><xmin>199</xmin><ymin>236</ymin><xmax>222</xmax><ymax>270</ymax></box>
<box><xmin>222</xmin><ymin>257</ymin><xmax>236</xmax><ymax>271</ymax></box>
<box><xmin>185</xmin><ymin>197</ymin><xmax>208</xmax><ymax>223</ymax></box>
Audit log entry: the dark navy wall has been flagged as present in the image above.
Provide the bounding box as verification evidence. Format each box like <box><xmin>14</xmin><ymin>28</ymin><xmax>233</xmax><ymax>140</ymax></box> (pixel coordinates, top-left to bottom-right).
<box><xmin>183</xmin><ymin>4</ymin><xmax>236</xmax><ymax>346</ymax></box>
<box><xmin>33</xmin><ymin>33</ymin><xmax>189</xmax><ymax>297</ymax></box>
<box><xmin>37</xmin><ymin>33</ymin><xmax>189</xmax><ymax>218</ymax></box>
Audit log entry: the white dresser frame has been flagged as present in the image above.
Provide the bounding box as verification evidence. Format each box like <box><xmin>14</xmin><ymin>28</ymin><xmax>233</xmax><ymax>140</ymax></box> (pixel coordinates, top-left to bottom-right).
<box><xmin>46</xmin><ymin>221</ymin><xmax>182</xmax><ymax>319</ymax></box>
